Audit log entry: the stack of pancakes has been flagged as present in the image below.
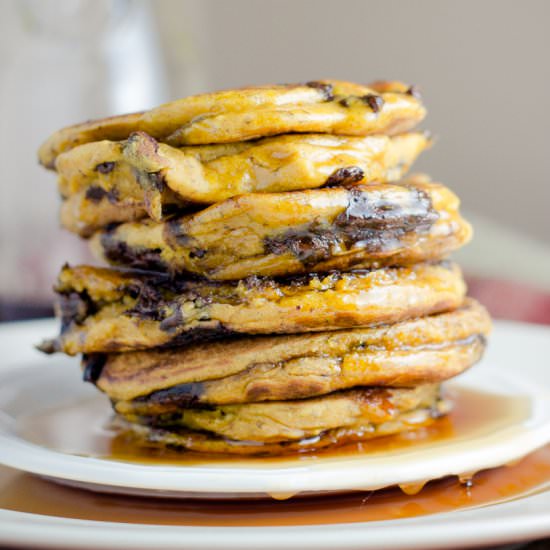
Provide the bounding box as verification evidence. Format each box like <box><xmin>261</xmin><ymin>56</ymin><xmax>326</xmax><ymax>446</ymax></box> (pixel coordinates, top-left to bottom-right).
<box><xmin>38</xmin><ymin>80</ymin><xmax>491</xmax><ymax>455</ymax></box>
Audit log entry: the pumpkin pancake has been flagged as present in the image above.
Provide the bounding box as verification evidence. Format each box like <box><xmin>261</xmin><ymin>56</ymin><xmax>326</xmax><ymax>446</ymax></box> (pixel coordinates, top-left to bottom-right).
<box><xmin>91</xmin><ymin>299</ymin><xmax>489</xmax><ymax>407</ymax></box>
<box><xmin>121</xmin><ymin>384</ymin><xmax>441</xmax><ymax>443</ymax></box>
<box><xmin>56</xmin><ymin>132</ymin><xmax>430</xmax><ymax>236</ymax></box>
<box><xmin>91</xmin><ymin>176</ymin><xmax>471</xmax><ymax>280</ymax></box>
<box><xmin>39</xmin><ymin>261</ymin><xmax>465</xmax><ymax>356</ymax></box>
<box><xmin>123</xmin><ymin>397</ymin><xmax>448</xmax><ymax>455</ymax></box>
<box><xmin>38</xmin><ymin>80</ymin><xmax>426</xmax><ymax>168</ymax></box>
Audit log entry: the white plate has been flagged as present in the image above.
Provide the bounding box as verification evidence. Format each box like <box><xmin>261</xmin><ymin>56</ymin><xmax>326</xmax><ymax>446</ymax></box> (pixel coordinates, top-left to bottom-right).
<box><xmin>1</xmin><ymin>319</ymin><xmax>550</xmax><ymax>499</ymax></box>
<box><xmin>0</xmin><ymin>318</ymin><xmax>550</xmax><ymax>549</ymax></box>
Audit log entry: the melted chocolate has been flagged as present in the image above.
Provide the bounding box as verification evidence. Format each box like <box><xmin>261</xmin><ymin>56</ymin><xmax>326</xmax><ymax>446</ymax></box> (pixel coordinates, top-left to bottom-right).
<box><xmin>323</xmin><ymin>166</ymin><xmax>365</xmax><ymax>187</ymax></box>
<box><xmin>124</xmin><ymin>282</ymin><xmax>165</xmax><ymax>322</ymax></box>
<box><xmin>134</xmin><ymin>170</ymin><xmax>165</xmax><ymax>193</ymax></box>
<box><xmin>133</xmin><ymin>382</ymin><xmax>206</xmax><ymax>409</ymax></box>
<box><xmin>265</xmin><ymin>229</ymin><xmax>338</xmax><ymax>265</ymax></box>
<box><xmin>160</xmin><ymin>325</ymin><xmax>237</xmax><ymax>348</ymax></box>
<box><xmin>361</xmin><ymin>94</ymin><xmax>384</xmax><ymax>113</ymax></box>
<box><xmin>158</xmin><ymin>308</ymin><xmax>183</xmax><ymax>332</ymax></box>
<box><xmin>305</xmin><ymin>81</ymin><xmax>335</xmax><ymax>101</ymax></box>
<box><xmin>189</xmin><ymin>248</ymin><xmax>207</xmax><ymax>259</ymax></box>
<box><xmin>127</xmin><ymin>131</ymin><xmax>159</xmax><ymax>154</ymax></box>
<box><xmin>265</xmin><ymin>186</ymin><xmax>438</xmax><ymax>266</ymax></box>
<box><xmin>95</xmin><ymin>161</ymin><xmax>115</xmax><ymax>174</ymax></box>
<box><xmin>85</xmin><ymin>186</ymin><xmax>119</xmax><ymax>204</ymax></box>
<box><xmin>406</xmin><ymin>85</ymin><xmax>422</xmax><ymax>99</ymax></box>
<box><xmin>82</xmin><ymin>354</ymin><xmax>107</xmax><ymax>384</ymax></box>
<box><xmin>85</xmin><ymin>186</ymin><xmax>108</xmax><ymax>202</ymax></box>
<box><xmin>58</xmin><ymin>292</ymin><xmax>90</xmax><ymax>331</ymax></box>
<box><xmin>336</xmin><ymin>187</ymin><xmax>436</xmax><ymax>232</ymax></box>
<box><xmin>100</xmin><ymin>232</ymin><xmax>167</xmax><ymax>272</ymax></box>
<box><xmin>164</xmin><ymin>219</ymin><xmax>191</xmax><ymax>247</ymax></box>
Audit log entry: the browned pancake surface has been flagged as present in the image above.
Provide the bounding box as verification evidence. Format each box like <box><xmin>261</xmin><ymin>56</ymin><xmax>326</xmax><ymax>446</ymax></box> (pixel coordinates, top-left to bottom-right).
<box><xmin>56</xmin><ymin>132</ymin><xmax>429</xmax><ymax>236</ymax></box>
<box><xmin>39</xmin><ymin>80</ymin><xmax>426</xmax><ymax>168</ymax></box>
<box><xmin>120</xmin><ymin>385</ymin><xmax>442</xmax><ymax>444</ymax></box>
<box><xmin>94</xmin><ymin>299</ymin><xmax>490</xmax><ymax>406</ymax></box>
<box><xmin>91</xmin><ymin>176</ymin><xmax>471</xmax><ymax>280</ymax></box>
<box><xmin>39</xmin><ymin>262</ymin><xmax>466</xmax><ymax>355</ymax></box>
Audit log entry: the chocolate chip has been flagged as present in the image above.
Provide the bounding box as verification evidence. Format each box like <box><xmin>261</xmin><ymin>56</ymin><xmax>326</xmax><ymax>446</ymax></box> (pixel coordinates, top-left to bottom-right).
<box><xmin>159</xmin><ymin>325</ymin><xmax>237</xmax><ymax>349</ymax></box>
<box><xmin>324</xmin><ymin>166</ymin><xmax>365</xmax><ymax>187</ymax></box>
<box><xmin>266</xmin><ymin>185</ymin><xmax>438</xmax><ymax>266</ymax></box>
<box><xmin>100</xmin><ymin>231</ymin><xmax>166</xmax><ymax>272</ymax></box>
<box><xmin>136</xmin><ymin>382</ymin><xmax>206</xmax><ymax>409</ymax></box>
<box><xmin>165</xmin><ymin>219</ymin><xmax>192</xmax><ymax>247</ymax></box>
<box><xmin>85</xmin><ymin>186</ymin><xmax>119</xmax><ymax>204</ymax></box>
<box><xmin>306</xmin><ymin>81</ymin><xmax>334</xmax><ymax>101</ymax></box>
<box><xmin>138</xmin><ymin>171</ymin><xmax>165</xmax><ymax>193</ymax></box>
<box><xmin>361</xmin><ymin>94</ymin><xmax>384</xmax><ymax>113</ymax></box>
<box><xmin>85</xmin><ymin>186</ymin><xmax>108</xmax><ymax>203</ymax></box>
<box><xmin>159</xmin><ymin>308</ymin><xmax>183</xmax><ymax>332</ymax></box>
<box><xmin>406</xmin><ymin>85</ymin><xmax>421</xmax><ymax>100</ymax></box>
<box><xmin>58</xmin><ymin>292</ymin><xmax>90</xmax><ymax>331</ymax></box>
<box><xmin>265</xmin><ymin>230</ymin><xmax>336</xmax><ymax>265</ymax></box>
<box><xmin>95</xmin><ymin>161</ymin><xmax>115</xmax><ymax>174</ymax></box>
<box><xmin>339</xmin><ymin>97</ymin><xmax>352</xmax><ymax>108</ymax></box>
<box><xmin>82</xmin><ymin>354</ymin><xmax>107</xmax><ymax>384</ymax></box>
<box><xmin>189</xmin><ymin>248</ymin><xmax>206</xmax><ymax>259</ymax></box>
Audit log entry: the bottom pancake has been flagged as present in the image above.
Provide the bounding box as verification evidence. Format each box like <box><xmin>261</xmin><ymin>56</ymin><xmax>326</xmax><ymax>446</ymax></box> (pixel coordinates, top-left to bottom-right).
<box><xmin>120</xmin><ymin>384</ymin><xmax>441</xmax><ymax>443</ymax></box>
<box><xmin>116</xmin><ymin>385</ymin><xmax>449</xmax><ymax>455</ymax></box>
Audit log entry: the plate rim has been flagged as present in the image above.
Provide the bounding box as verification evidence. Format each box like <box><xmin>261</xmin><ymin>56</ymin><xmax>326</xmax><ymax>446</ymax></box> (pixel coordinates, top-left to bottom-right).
<box><xmin>0</xmin><ymin>494</ymin><xmax>549</xmax><ymax>550</ymax></box>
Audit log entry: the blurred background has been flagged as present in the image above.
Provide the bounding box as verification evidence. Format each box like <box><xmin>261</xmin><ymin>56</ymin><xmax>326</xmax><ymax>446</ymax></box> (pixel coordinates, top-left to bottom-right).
<box><xmin>0</xmin><ymin>0</ymin><xmax>549</xmax><ymax>322</ymax></box>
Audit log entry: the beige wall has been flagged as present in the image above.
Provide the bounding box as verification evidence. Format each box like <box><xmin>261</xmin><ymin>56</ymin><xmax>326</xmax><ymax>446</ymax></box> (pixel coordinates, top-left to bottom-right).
<box><xmin>158</xmin><ymin>0</ymin><xmax>550</xmax><ymax>244</ymax></box>
<box><xmin>0</xmin><ymin>0</ymin><xmax>548</xmax><ymax>301</ymax></box>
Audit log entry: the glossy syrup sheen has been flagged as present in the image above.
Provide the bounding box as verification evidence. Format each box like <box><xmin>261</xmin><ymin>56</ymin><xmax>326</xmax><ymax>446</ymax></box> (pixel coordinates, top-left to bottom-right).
<box><xmin>17</xmin><ymin>385</ymin><xmax>531</xmax><ymax>466</ymax></box>
<box><xmin>4</xmin><ymin>386</ymin><xmax>550</xmax><ymax>526</ymax></box>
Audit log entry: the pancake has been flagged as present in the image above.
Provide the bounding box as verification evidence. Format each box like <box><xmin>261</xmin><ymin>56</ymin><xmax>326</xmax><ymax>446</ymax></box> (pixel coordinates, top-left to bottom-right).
<box><xmin>91</xmin><ymin>176</ymin><xmax>471</xmax><ymax>280</ymax></box>
<box><xmin>38</xmin><ymin>80</ymin><xmax>426</xmax><ymax>168</ymax></box>
<box><xmin>119</xmin><ymin>384</ymin><xmax>442</xmax><ymax>445</ymax></box>
<box><xmin>56</xmin><ymin>132</ymin><xmax>430</xmax><ymax>236</ymax></box>
<box><xmin>39</xmin><ymin>261</ymin><xmax>466</xmax><ymax>355</ymax></box>
<box><xmin>92</xmin><ymin>299</ymin><xmax>489</xmax><ymax>406</ymax></box>
<box><xmin>122</xmin><ymin>396</ymin><xmax>448</xmax><ymax>455</ymax></box>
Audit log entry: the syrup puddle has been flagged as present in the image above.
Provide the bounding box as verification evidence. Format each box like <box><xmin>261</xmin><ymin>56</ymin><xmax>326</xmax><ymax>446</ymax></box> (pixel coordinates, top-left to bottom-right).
<box><xmin>16</xmin><ymin>386</ymin><xmax>532</xmax><ymax>467</ymax></box>
<box><xmin>0</xmin><ymin>446</ymin><xmax>549</xmax><ymax>526</ymax></box>
<box><xmin>4</xmin><ymin>385</ymin><xmax>549</xmax><ymax>526</ymax></box>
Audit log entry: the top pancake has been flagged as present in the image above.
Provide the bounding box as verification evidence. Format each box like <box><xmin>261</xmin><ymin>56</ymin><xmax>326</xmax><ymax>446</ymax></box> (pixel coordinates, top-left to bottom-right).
<box><xmin>38</xmin><ymin>80</ymin><xmax>426</xmax><ymax>168</ymax></box>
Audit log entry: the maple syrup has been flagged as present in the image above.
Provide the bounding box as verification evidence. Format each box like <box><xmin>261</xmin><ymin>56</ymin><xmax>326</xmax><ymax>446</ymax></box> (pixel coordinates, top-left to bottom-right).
<box><xmin>3</xmin><ymin>385</ymin><xmax>548</xmax><ymax>527</ymax></box>
<box><xmin>0</xmin><ymin>445</ymin><xmax>549</xmax><ymax>526</ymax></box>
<box><xmin>17</xmin><ymin>385</ymin><xmax>531</xmax><ymax>466</ymax></box>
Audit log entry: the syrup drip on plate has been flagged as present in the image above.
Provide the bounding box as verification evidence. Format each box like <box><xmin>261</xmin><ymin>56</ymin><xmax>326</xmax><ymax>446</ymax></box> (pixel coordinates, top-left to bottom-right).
<box><xmin>0</xmin><ymin>445</ymin><xmax>549</xmax><ymax>526</ymax></box>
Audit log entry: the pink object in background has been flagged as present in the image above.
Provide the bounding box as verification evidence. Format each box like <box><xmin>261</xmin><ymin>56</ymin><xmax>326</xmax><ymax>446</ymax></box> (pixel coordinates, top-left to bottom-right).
<box><xmin>467</xmin><ymin>277</ymin><xmax>550</xmax><ymax>326</ymax></box>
